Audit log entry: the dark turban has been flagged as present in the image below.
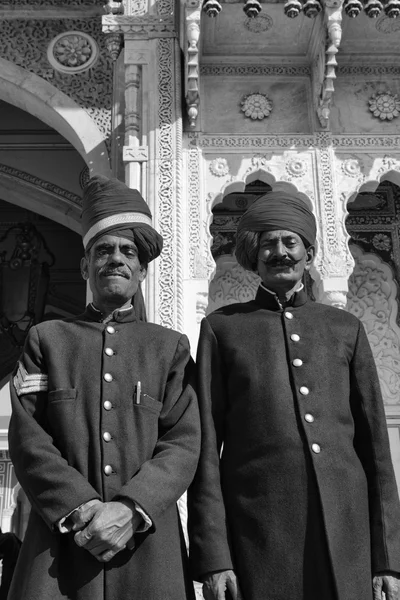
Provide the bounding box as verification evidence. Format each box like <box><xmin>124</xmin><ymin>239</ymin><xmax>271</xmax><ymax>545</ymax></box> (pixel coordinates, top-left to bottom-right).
<box><xmin>236</xmin><ymin>191</ymin><xmax>316</xmax><ymax>272</ymax></box>
<box><xmin>81</xmin><ymin>175</ymin><xmax>163</xmax><ymax>265</ymax></box>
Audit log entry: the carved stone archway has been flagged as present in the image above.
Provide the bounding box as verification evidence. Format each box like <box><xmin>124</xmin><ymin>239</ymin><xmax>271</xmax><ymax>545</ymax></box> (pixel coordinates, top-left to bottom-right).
<box><xmin>207</xmin><ymin>173</ymin><xmax>318</xmax><ymax>313</ymax></box>
<box><xmin>0</xmin><ymin>165</ymin><xmax>81</xmax><ymax>233</ymax></box>
<box><xmin>0</xmin><ymin>58</ymin><xmax>112</xmax><ymax>178</ymax></box>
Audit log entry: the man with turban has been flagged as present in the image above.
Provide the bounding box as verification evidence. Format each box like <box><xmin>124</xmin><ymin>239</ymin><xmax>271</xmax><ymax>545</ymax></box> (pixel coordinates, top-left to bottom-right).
<box><xmin>8</xmin><ymin>175</ymin><xmax>200</xmax><ymax>600</ymax></box>
<box><xmin>188</xmin><ymin>191</ymin><xmax>400</xmax><ymax>600</ymax></box>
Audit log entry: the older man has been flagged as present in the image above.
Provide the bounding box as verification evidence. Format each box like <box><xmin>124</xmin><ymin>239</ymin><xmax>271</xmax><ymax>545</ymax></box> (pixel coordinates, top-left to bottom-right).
<box><xmin>8</xmin><ymin>175</ymin><xmax>200</xmax><ymax>600</ymax></box>
<box><xmin>188</xmin><ymin>192</ymin><xmax>400</xmax><ymax>600</ymax></box>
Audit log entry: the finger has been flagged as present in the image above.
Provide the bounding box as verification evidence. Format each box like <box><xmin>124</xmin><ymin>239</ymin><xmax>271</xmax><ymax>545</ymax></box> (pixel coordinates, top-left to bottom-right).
<box><xmin>74</xmin><ymin>528</ymin><xmax>93</xmax><ymax>548</ymax></box>
<box><xmin>373</xmin><ymin>577</ymin><xmax>383</xmax><ymax>600</ymax></box>
<box><xmin>226</xmin><ymin>575</ymin><xmax>238</xmax><ymax>600</ymax></box>
<box><xmin>98</xmin><ymin>545</ymin><xmax>126</xmax><ymax>563</ymax></box>
<box><xmin>202</xmin><ymin>584</ymin><xmax>217</xmax><ymax>600</ymax></box>
<box><xmin>386</xmin><ymin>581</ymin><xmax>400</xmax><ymax>600</ymax></box>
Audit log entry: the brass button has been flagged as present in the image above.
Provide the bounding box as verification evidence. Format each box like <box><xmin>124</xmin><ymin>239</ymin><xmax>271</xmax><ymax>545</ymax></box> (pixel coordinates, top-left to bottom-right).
<box><xmin>104</xmin><ymin>373</ymin><xmax>113</xmax><ymax>382</ymax></box>
<box><xmin>293</xmin><ymin>359</ymin><xmax>303</xmax><ymax>367</ymax></box>
<box><xmin>103</xmin><ymin>431</ymin><xmax>112</xmax><ymax>442</ymax></box>
<box><xmin>104</xmin><ymin>465</ymin><xmax>113</xmax><ymax>475</ymax></box>
<box><xmin>291</xmin><ymin>334</ymin><xmax>300</xmax><ymax>342</ymax></box>
<box><xmin>285</xmin><ymin>312</ymin><xmax>294</xmax><ymax>320</ymax></box>
<box><xmin>106</xmin><ymin>326</ymin><xmax>115</xmax><ymax>334</ymax></box>
<box><xmin>300</xmin><ymin>386</ymin><xmax>309</xmax><ymax>396</ymax></box>
<box><xmin>105</xmin><ymin>347</ymin><xmax>114</xmax><ymax>356</ymax></box>
<box><xmin>104</xmin><ymin>401</ymin><xmax>112</xmax><ymax>410</ymax></box>
<box><xmin>312</xmin><ymin>443</ymin><xmax>321</xmax><ymax>454</ymax></box>
<box><xmin>305</xmin><ymin>413</ymin><xmax>314</xmax><ymax>423</ymax></box>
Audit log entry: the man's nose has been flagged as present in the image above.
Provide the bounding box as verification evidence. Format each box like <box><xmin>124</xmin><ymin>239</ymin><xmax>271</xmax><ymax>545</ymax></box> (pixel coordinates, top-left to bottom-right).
<box><xmin>273</xmin><ymin>241</ymin><xmax>287</xmax><ymax>258</ymax></box>
<box><xmin>108</xmin><ymin>248</ymin><xmax>124</xmax><ymax>264</ymax></box>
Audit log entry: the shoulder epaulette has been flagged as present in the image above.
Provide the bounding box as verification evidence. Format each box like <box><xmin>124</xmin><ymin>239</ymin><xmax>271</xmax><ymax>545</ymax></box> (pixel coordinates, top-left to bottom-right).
<box><xmin>13</xmin><ymin>362</ymin><xmax>48</xmax><ymax>396</ymax></box>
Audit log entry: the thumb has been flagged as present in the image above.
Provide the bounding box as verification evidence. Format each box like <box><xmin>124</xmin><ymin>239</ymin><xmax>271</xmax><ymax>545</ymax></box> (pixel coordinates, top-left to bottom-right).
<box><xmin>74</xmin><ymin>523</ymin><xmax>94</xmax><ymax>547</ymax></box>
<box><xmin>72</xmin><ymin>500</ymin><xmax>102</xmax><ymax>531</ymax></box>
<box><xmin>373</xmin><ymin>576</ymin><xmax>383</xmax><ymax>600</ymax></box>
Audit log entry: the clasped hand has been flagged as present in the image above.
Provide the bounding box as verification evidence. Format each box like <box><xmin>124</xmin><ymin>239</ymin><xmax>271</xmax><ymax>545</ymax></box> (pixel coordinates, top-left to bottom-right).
<box><xmin>69</xmin><ymin>499</ymin><xmax>142</xmax><ymax>563</ymax></box>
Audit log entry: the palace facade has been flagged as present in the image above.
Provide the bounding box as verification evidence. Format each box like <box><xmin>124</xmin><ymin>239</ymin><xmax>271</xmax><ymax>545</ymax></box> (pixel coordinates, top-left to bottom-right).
<box><xmin>0</xmin><ymin>0</ymin><xmax>400</xmax><ymax>537</ymax></box>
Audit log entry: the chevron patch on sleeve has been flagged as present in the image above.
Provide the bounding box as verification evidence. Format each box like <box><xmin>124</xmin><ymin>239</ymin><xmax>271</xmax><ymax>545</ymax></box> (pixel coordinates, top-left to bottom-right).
<box><xmin>13</xmin><ymin>362</ymin><xmax>48</xmax><ymax>396</ymax></box>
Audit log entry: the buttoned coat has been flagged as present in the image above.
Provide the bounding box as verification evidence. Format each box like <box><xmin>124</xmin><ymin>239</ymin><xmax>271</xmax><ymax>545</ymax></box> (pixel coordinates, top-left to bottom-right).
<box><xmin>8</xmin><ymin>305</ymin><xmax>200</xmax><ymax>600</ymax></box>
<box><xmin>188</xmin><ymin>286</ymin><xmax>400</xmax><ymax>600</ymax></box>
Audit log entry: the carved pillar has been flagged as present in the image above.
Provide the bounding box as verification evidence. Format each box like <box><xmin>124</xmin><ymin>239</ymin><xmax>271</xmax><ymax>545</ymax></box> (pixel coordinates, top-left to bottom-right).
<box><xmin>123</xmin><ymin>62</ymin><xmax>147</xmax><ymax>191</ymax></box>
<box><xmin>313</xmin><ymin>132</ymin><xmax>354</xmax><ymax>307</ymax></box>
<box><xmin>103</xmin><ymin>6</ymin><xmax>185</xmax><ymax>330</ymax></box>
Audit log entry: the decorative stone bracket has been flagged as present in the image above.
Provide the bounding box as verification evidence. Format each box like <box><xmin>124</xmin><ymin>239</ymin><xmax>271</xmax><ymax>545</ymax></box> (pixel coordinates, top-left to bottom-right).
<box><xmin>184</xmin><ymin>0</ymin><xmax>202</xmax><ymax>128</ymax></box>
<box><xmin>314</xmin><ymin>0</ymin><xmax>343</xmax><ymax>129</ymax></box>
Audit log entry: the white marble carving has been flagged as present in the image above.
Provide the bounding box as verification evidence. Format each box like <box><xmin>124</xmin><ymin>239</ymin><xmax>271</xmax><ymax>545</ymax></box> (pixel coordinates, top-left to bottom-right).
<box><xmin>47</xmin><ymin>32</ymin><xmax>98</xmax><ymax>74</ymax></box>
<box><xmin>369</xmin><ymin>92</ymin><xmax>400</xmax><ymax>121</ymax></box>
<box><xmin>207</xmin><ymin>256</ymin><xmax>260</xmax><ymax>314</ymax></box>
<box><xmin>240</xmin><ymin>93</ymin><xmax>272</xmax><ymax>121</ymax></box>
<box><xmin>285</xmin><ymin>157</ymin><xmax>307</xmax><ymax>178</ymax></box>
<box><xmin>341</xmin><ymin>157</ymin><xmax>363</xmax><ymax>178</ymax></box>
<box><xmin>210</xmin><ymin>158</ymin><xmax>230</xmax><ymax>177</ymax></box>
<box><xmin>347</xmin><ymin>244</ymin><xmax>400</xmax><ymax>405</ymax></box>
<box><xmin>244</xmin><ymin>14</ymin><xmax>273</xmax><ymax>33</ymax></box>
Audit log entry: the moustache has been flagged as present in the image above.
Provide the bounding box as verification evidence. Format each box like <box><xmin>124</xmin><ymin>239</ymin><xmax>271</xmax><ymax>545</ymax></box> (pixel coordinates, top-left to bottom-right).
<box><xmin>101</xmin><ymin>269</ymin><xmax>129</xmax><ymax>278</ymax></box>
<box><xmin>260</xmin><ymin>258</ymin><xmax>300</xmax><ymax>268</ymax></box>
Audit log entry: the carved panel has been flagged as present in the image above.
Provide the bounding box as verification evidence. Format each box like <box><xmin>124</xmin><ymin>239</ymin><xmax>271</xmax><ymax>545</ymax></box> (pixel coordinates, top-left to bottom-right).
<box><xmin>347</xmin><ymin>244</ymin><xmax>400</xmax><ymax>405</ymax></box>
<box><xmin>207</xmin><ymin>256</ymin><xmax>260</xmax><ymax>314</ymax></box>
<box><xmin>0</xmin><ymin>19</ymin><xmax>113</xmax><ymax>143</ymax></box>
<box><xmin>157</xmin><ymin>38</ymin><xmax>175</xmax><ymax>329</ymax></box>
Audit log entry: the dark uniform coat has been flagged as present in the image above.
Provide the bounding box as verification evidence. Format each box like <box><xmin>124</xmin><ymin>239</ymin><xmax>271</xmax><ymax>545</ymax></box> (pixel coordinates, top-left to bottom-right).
<box><xmin>188</xmin><ymin>286</ymin><xmax>400</xmax><ymax>600</ymax></box>
<box><xmin>8</xmin><ymin>304</ymin><xmax>200</xmax><ymax>600</ymax></box>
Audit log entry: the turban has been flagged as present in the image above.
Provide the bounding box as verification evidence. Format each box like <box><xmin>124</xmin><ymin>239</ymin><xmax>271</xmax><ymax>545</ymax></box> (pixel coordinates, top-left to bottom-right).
<box><xmin>236</xmin><ymin>191</ymin><xmax>316</xmax><ymax>272</ymax></box>
<box><xmin>81</xmin><ymin>175</ymin><xmax>163</xmax><ymax>264</ymax></box>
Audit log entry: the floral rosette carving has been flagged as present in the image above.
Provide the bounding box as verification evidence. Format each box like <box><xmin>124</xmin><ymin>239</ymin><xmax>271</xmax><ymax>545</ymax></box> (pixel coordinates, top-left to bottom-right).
<box><xmin>241</xmin><ymin>93</ymin><xmax>273</xmax><ymax>120</ymax></box>
<box><xmin>209</xmin><ymin>158</ymin><xmax>230</xmax><ymax>177</ymax></box>
<box><xmin>372</xmin><ymin>233</ymin><xmax>392</xmax><ymax>251</ymax></box>
<box><xmin>47</xmin><ymin>32</ymin><xmax>98</xmax><ymax>74</ymax></box>
<box><xmin>368</xmin><ymin>92</ymin><xmax>400</xmax><ymax>121</ymax></box>
<box><xmin>244</xmin><ymin>14</ymin><xmax>273</xmax><ymax>33</ymax></box>
<box><xmin>285</xmin><ymin>157</ymin><xmax>307</xmax><ymax>178</ymax></box>
<box><xmin>341</xmin><ymin>158</ymin><xmax>362</xmax><ymax>178</ymax></box>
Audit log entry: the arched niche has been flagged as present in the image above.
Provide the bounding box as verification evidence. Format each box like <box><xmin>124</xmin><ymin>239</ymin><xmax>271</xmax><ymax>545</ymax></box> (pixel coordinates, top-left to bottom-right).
<box><xmin>208</xmin><ymin>177</ymin><xmax>316</xmax><ymax>312</ymax></box>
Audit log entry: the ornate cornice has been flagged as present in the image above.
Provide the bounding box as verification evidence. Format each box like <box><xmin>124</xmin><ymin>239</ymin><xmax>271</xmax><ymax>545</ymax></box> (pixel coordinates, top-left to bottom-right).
<box><xmin>0</xmin><ymin>164</ymin><xmax>82</xmax><ymax>206</ymax></box>
<box><xmin>338</xmin><ymin>65</ymin><xmax>400</xmax><ymax>76</ymax></box>
<box><xmin>200</xmin><ymin>64</ymin><xmax>311</xmax><ymax>77</ymax></box>
<box><xmin>191</xmin><ymin>133</ymin><xmax>400</xmax><ymax>150</ymax></box>
<box><xmin>102</xmin><ymin>15</ymin><xmax>176</xmax><ymax>37</ymax></box>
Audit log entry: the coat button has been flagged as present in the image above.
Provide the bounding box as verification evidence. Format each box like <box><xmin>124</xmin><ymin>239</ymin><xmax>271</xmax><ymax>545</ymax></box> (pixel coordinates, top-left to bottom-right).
<box><xmin>293</xmin><ymin>359</ymin><xmax>303</xmax><ymax>367</ymax></box>
<box><xmin>104</xmin><ymin>465</ymin><xmax>113</xmax><ymax>475</ymax></box>
<box><xmin>105</xmin><ymin>347</ymin><xmax>114</xmax><ymax>356</ymax></box>
<box><xmin>104</xmin><ymin>400</ymin><xmax>112</xmax><ymax>410</ymax></box>
<box><xmin>305</xmin><ymin>413</ymin><xmax>314</xmax><ymax>423</ymax></box>
<box><xmin>291</xmin><ymin>334</ymin><xmax>300</xmax><ymax>342</ymax></box>
<box><xmin>104</xmin><ymin>373</ymin><xmax>113</xmax><ymax>382</ymax></box>
<box><xmin>312</xmin><ymin>443</ymin><xmax>321</xmax><ymax>454</ymax></box>
<box><xmin>299</xmin><ymin>386</ymin><xmax>309</xmax><ymax>395</ymax></box>
<box><xmin>285</xmin><ymin>312</ymin><xmax>293</xmax><ymax>320</ymax></box>
<box><xmin>103</xmin><ymin>432</ymin><xmax>112</xmax><ymax>442</ymax></box>
<box><xmin>106</xmin><ymin>326</ymin><xmax>115</xmax><ymax>334</ymax></box>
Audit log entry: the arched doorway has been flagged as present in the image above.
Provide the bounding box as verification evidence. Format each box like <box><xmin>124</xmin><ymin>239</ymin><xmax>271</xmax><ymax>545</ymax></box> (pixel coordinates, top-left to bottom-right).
<box><xmin>0</xmin><ymin>100</ymin><xmax>87</xmax><ymax>532</ymax></box>
<box><xmin>346</xmin><ymin>180</ymin><xmax>400</xmax><ymax>491</ymax></box>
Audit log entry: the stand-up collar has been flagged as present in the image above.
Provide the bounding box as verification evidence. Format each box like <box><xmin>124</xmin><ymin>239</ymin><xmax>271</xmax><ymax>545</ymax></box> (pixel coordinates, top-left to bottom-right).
<box><xmin>254</xmin><ymin>284</ymin><xmax>308</xmax><ymax>311</ymax></box>
<box><xmin>84</xmin><ymin>303</ymin><xmax>137</xmax><ymax>323</ymax></box>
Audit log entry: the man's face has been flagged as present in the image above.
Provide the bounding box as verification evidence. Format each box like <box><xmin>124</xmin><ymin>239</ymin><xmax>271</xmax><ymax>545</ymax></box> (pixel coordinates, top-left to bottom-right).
<box><xmin>80</xmin><ymin>234</ymin><xmax>146</xmax><ymax>307</ymax></box>
<box><xmin>256</xmin><ymin>229</ymin><xmax>314</xmax><ymax>291</ymax></box>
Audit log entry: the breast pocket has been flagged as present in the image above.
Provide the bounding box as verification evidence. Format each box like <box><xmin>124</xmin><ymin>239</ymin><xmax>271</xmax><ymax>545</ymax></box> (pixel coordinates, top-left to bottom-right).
<box><xmin>134</xmin><ymin>393</ymin><xmax>162</xmax><ymax>415</ymax></box>
<box><xmin>48</xmin><ymin>389</ymin><xmax>77</xmax><ymax>404</ymax></box>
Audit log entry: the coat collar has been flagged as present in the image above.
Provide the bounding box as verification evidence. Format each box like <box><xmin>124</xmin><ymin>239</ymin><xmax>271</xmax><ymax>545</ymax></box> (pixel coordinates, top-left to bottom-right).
<box><xmin>84</xmin><ymin>303</ymin><xmax>137</xmax><ymax>323</ymax></box>
<box><xmin>254</xmin><ymin>284</ymin><xmax>308</xmax><ymax>311</ymax></box>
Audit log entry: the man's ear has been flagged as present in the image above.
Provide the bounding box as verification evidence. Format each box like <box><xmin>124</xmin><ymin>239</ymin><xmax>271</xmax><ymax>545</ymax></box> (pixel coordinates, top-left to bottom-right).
<box><xmin>304</xmin><ymin>245</ymin><xmax>316</xmax><ymax>271</ymax></box>
<box><xmin>139</xmin><ymin>265</ymin><xmax>147</xmax><ymax>283</ymax></box>
<box><xmin>80</xmin><ymin>256</ymin><xmax>89</xmax><ymax>281</ymax></box>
